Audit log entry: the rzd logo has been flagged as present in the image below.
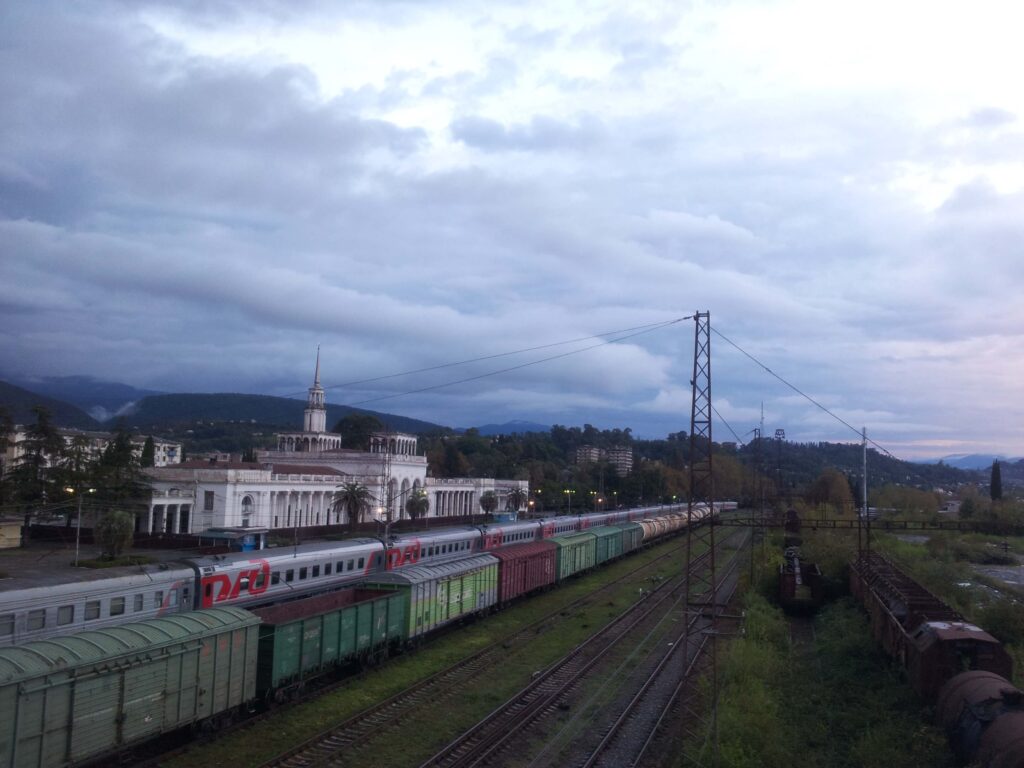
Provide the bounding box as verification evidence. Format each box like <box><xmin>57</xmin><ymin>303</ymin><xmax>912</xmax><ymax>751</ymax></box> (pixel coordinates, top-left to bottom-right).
<box><xmin>201</xmin><ymin>559</ymin><xmax>271</xmax><ymax>607</ymax></box>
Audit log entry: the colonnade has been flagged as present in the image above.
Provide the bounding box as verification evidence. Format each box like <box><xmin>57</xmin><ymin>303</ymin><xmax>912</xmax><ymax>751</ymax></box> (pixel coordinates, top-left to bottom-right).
<box><xmin>432</xmin><ymin>489</ymin><xmax>476</xmax><ymax>517</ymax></box>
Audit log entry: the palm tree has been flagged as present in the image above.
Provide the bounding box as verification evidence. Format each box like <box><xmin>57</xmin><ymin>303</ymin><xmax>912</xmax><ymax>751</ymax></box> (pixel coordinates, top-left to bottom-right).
<box><xmin>405</xmin><ymin>489</ymin><xmax>429</xmax><ymax>524</ymax></box>
<box><xmin>333</xmin><ymin>481</ymin><xmax>375</xmax><ymax>530</ymax></box>
<box><xmin>505</xmin><ymin>487</ymin><xmax>528</xmax><ymax>514</ymax></box>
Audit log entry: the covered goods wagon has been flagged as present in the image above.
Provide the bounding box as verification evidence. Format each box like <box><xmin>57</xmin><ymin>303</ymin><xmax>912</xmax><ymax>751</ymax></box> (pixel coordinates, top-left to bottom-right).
<box><xmin>491</xmin><ymin>542</ymin><xmax>558</xmax><ymax>603</ymax></box>
<box><xmin>616</xmin><ymin>522</ymin><xmax>644</xmax><ymax>554</ymax></box>
<box><xmin>360</xmin><ymin>555</ymin><xmax>498</xmax><ymax>639</ymax></box>
<box><xmin>251</xmin><ymin>588</ymin><xmax>407</xmax><ymax>697</ymax></box>
<box><xmin>551</xmin><ymin>532</ymin><xmax>597</xmax><ymax>580</ymax></box>
<box><xmin>590</xmin><ymin>526</ymin><xmax>625</xmax><ymax>565</ymax></box>
<box><xmin>0</xmin><ymin>607</ymin><xmax>259</xmax><ymax>768</ymax></box>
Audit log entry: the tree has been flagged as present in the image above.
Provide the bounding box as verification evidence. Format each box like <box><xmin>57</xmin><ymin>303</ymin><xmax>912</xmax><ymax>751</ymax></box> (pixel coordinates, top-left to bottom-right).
<box><xmin>10</xmin><ymin>406</ymin><xmax>66</xmax><ymax>514</ymax></box>
<box><xmin>405</xmin><ymin>488</ymin><xmax>429</xmax><ymax>523</ymax></box>
<box><xmin>991</xmin><ymin>461</ymin><xmax>1003</xmax><ymax>502</ymax></box>
<box><xmin>479</xmin><ymin>490</ymin><xmax>498</xmax><ymax>516</ymax></box>
<box><xmin>333</xmin><ymin>413</ymin><xmax>385</xmax><ymax>450</ymax></box>
<box><xmin>95</xmin><ymin>509</ymin><xmax>134</xmax><ymax>559</ymax></box>
<box><xmin>506</xmin><ymin>487</ymin><xmax>528</xmax><ymax>512</ymax></box>
<box><xmin>140</xmin><ymin>436</ymin><xmax>155</xmax><ymax>468</ymax></box>
<box><xmin>806</xmin><ymin>468</ymin><xmax>856</xmax><ymax>516</ymax></box>
<box><xmin>332</xmin><ymin>481</ymin><xmax>375</xmax><ymax>528</ymax></box>
<box><xmin>94</xmin><ymin>426</ymin><xmax>150</xmax><ymax>516</ymax></box>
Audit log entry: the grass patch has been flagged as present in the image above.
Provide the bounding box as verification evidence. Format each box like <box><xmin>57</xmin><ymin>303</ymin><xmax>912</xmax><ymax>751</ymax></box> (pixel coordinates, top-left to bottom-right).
<box><xmin>686</xmin><ymin>594</ymin><xmax>952</xmax><ymax>768</ymax></box>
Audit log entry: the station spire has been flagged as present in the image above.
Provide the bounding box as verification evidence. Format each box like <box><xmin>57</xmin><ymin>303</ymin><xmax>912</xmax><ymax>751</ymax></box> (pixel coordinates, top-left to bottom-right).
<box><xmin>314</xmin><ymin>344</ymin><xmax>321</xmax><ymax>387</ymax></box>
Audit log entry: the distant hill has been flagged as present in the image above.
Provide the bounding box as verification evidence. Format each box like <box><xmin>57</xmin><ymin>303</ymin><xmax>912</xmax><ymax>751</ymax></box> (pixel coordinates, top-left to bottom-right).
<box><xmin>469</xmin><ymin>420</ymin><xmax>552</xmax><ymax>436</ymax></box>
<box><xmin>923</xmin><ymin>454</ymin><xmax>1018</xmax><ymax>471</ymax></box>
<box><xmin>0</xmin><ymin>380</ymin><xmax>102</xmax><ymax>429</ymax></box>
<box><xmin>8</xmin><ymin>375</ymin><xmax>163</xmax><ymax>422</ymax></box>
<box><xmin>119</xmin><ymin>393</ymin><xmax>448</xmax><ymax>435</ymax></box>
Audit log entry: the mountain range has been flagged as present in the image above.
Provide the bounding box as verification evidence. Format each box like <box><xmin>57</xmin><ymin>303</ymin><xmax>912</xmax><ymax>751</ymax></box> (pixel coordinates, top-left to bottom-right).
<box><xmin>0</xmin><ymin>375</ymin><xmax>541</xmax><ymax>438</ymax></box>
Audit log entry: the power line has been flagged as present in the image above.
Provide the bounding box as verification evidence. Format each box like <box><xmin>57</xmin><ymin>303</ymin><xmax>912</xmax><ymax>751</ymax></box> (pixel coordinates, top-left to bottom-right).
<box><xmin>711</xmin><ymin>404</ymin><xmax>744</xmax><ymax>446</ymax></box>
<box><xmin>281</xmin><ymin>317</ymin><xmax>690</xmax><ymax>399</ymax></box>
<box><xmin>710</xmin><ymin>326</ymin><xmax>899</xmax><ymax>461</ymax></box>
<box><xmin>346</xmin><ymin>318</ymin><xmax>691</xmax><ymax>408</ymax></box>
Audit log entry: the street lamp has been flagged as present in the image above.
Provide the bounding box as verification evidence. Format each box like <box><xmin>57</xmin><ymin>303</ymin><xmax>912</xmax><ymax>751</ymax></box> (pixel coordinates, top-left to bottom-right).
<box><xmin>65</xmin><ymin>486</ymin><xmax>96</xmax><ymax>567</ymax></box>
<box><xmin>563</xmin><ymin>489</ymin><xmax>574</xmax><ymax>515</ymax></box>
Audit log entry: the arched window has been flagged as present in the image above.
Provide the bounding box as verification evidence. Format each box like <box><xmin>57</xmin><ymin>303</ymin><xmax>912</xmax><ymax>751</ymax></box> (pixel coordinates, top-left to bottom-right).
<box><xmin>241</xmin><ymin>495</ymin><xmax>254</xmax><ymax>527</ymax></box>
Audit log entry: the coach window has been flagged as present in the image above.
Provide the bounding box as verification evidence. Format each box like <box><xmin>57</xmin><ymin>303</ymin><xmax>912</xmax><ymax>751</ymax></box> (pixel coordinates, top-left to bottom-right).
<box><xmin>272</xmin><ymin>571</ymin><xmax>281</xmax><ymax>585</ymax></box>
<box><xmin>28</xmin><ymin>609</ymin><xmax>46</xmax><ymax>630</ymax></box>
<box><xmin>58</xmin><ymin>605</ymin><xmax>74</xmax><ymax>625</ymax></box>
<box><xmin>110</xmin><ymin>597</ymin><xmax>125</xmax><ymax>617</ymax></box>
<box><xmin>286</xmin><ymin>569</ymin><xmax>294</xmax><ymax>583</ymax></box>
<box><xmin>299</xmin><ymin>567</ymin><xmax>308</xmax><ymax>580</ymax></box>
<box><xmin>134</xmin><ymin>594</ymin><xmax>144</xmax><ymax>612</ymax></box>
<box><xmin>312</xmin><ymin>565</ymin><xmax>320</xmax><ymax>578</ymax></box>
<box><xmin>324</xmin><ymin>563</ymin><xmax>332</xmax><ymax>576</ymax></box>
<box><xmin>358</xmin><ymin>557</ymin><xmax>365</xmax><ymax>569</ymax></box>
<box><xmin>85</xmin><ymin>601</ymin><xmax>100</xmax><ymax>621</ymax></box>
<box><xmin>346</xmin><ymin>559</ymin><xmax>354</xmax><ymax>571</ymax></box>
<box><xmin>255</xmin><ymin>571</ymin><xmax>267</xmax><ymax>589</ymax></box>
<box><xmin>0</xmin><ymin>614</ymin><xmax>12</xmax><ymax>636</ymax></box>
<box><xmin>155</xmin><ymin>591</ymin><xmax>164</xmax><ymax>608</ymax></box>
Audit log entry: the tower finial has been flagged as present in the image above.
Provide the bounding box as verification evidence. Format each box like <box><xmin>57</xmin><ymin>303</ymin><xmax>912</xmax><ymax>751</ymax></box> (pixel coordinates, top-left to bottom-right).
<box><xmin>314</xmin><ymin>345</ymin><xmax>321</xmax><ymax>387</ymax></box>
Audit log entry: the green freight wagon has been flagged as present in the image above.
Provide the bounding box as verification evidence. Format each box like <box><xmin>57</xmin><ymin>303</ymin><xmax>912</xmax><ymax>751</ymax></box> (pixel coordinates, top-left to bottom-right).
<box><xmin>590</xmin><ymin>526</ymin><xmax>625</xmax><ymax>564</ymax></box>
<box><xmin>616</xmin><ymin>522</ymin><xmax>644</xmax><ymax>554</ymax></box>
<box><xmin>551</xmin><ymin>532</ymin><xmax>597</xmax><ymax>580</ymax></box>
<box><xmin>251</xmin><ymin>588</ymin><xmax>406</xmax><ymax>697</ymax></box>
<box><xmin>361</xmin><ymin>555</ymin><xmax>499</xmax><ymax>639</ymax></box>
<box><xmin>0</xmin><ymin>607</ymin><xmax>259</xmax><ymax>768</ymax></box>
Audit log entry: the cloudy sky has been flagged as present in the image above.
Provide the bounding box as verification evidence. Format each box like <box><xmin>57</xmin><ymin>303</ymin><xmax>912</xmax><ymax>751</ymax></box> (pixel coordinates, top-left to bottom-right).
<box><xmin>2</xmin><ymin>1</ymin><xmax>1023</xmax><ymax>460</ymax></box>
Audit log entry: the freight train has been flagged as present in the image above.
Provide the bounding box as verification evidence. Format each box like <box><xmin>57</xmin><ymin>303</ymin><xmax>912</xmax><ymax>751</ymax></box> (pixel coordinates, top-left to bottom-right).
<box><xmin>0</xmin><ymin>503</ymin><xmax>735</xmax><ymax>648</ymax></box>
<box><xmin>0</xmin><ymin>508</ymin><xmax>713</xmax><ymax>768</ymax></box>
<box><xmin>850</xmin><ymin>550</ymin><xmax>1023</xmax><ymax>767</ymax></box>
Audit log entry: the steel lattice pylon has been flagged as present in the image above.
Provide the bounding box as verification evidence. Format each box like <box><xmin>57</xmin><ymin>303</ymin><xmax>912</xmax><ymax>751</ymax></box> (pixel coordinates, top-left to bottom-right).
<box><xmin>680</xmin><ymin>310</ymin><xmax>719</xmax><ymax>766</ymax></box>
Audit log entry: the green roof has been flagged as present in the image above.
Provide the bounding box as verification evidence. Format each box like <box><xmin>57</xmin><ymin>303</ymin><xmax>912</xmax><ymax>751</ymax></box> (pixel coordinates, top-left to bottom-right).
<box><xmin>0</xmin><ymin>607</ymin><xmax>259</xmax><ymax>685</ymax></box>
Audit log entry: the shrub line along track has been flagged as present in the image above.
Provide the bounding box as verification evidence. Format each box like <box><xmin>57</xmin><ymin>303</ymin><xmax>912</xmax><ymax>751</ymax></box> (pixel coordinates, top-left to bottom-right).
<box><xmin>246</xmin><ymin>535</ymin><xmax>695</xmax><ymax>768</ymax></box>
<box><xmin>417</xmin><ymin>529</ymin><xmax>747</xmax><ymax>768</ymax></box>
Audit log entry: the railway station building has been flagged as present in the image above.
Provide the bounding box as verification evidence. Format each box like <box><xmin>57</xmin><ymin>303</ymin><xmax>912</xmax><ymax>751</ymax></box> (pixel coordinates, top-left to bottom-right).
<box><xmin>142</xmin><ymin>353</ymin><xmax>527</xmax><ymax>535</ymax></box>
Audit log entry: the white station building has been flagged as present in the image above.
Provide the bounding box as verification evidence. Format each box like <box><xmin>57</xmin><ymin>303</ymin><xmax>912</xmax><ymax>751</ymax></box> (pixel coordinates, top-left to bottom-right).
<box><xmin>143</xmin><ymin>353</ymin><xmax>528</xmax><ymax>535</ymax></box>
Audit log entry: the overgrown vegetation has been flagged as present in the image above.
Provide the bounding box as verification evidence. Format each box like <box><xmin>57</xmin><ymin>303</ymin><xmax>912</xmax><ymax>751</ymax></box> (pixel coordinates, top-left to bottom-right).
<box><xmin>695</xmin><ymin>593</ymin><xmax>952</xmax><ymax>768</ymax></box>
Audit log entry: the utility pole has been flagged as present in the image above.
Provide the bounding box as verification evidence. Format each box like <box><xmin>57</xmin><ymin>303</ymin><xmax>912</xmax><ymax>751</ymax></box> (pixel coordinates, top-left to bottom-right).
<box><xmin>682</xmin><ymin>310</ymin><xmax>718</xmax><ymax>764</ymax></box>
<box><xmin>774</xmin><ymin>428</ymin><xmax>785</xmax><ymax>504</ymax></box>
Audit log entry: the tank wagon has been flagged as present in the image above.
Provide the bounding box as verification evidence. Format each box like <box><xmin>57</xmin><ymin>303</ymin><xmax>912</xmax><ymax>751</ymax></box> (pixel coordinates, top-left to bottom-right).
<box><xmin>0</xmin><ymin>502</ymin><xmax>733</xmax><ymax>647</ymax></box>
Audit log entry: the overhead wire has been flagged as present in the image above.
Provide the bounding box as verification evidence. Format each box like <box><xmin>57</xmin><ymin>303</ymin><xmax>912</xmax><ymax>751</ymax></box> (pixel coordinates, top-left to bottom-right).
<box><xmin>711</xmin><ymin>325</ymin><xmax>900</xmax><ymax>461</ymax></box>
<box><xmin>281</xmin><ymin>317</ymin><xmax>690</xmax><ymax>399</ymax></box>
<box><xmin>343</xmin><ymin>317</ymin><xmax>691</xmax><ymax>408</ymax></box>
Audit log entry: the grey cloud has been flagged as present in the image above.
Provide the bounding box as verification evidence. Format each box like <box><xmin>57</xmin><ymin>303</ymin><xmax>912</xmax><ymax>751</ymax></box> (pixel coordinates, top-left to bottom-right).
<box><xmin>451</xmin><ymin>115</ymin><xmax>604</xmax><ymax>151</ymax></box>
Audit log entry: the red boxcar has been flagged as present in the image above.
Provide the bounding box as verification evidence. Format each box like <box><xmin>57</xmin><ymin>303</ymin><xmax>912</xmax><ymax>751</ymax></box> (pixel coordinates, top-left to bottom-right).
<box><xmin>491</xmin><ymin>541</ymin><xmax>558</xmax><ymax>603</ymax></box>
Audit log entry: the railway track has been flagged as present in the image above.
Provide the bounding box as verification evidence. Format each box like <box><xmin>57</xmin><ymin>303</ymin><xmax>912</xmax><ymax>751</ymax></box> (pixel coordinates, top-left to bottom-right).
<box><xmin>417</xmin><ymin>531</ymin><xmax>746</xmax><ymax>768</ymax></box>
<box><xmin>250</xmin><ymin>536</ymin><xmax>695</xmax><ymax>768</ymax></box>
<box><xmin>577</xmin><ymin>533</ymin><xmax>746</xmax><ymax>768</ymax></box>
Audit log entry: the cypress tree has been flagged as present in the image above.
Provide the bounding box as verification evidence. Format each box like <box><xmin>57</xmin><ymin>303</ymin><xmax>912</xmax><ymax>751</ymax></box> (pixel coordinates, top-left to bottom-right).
<box><xmin>991</xmin><ymin>460</ymin><xmax>1003</xmax><ymax>501</ymax></box>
